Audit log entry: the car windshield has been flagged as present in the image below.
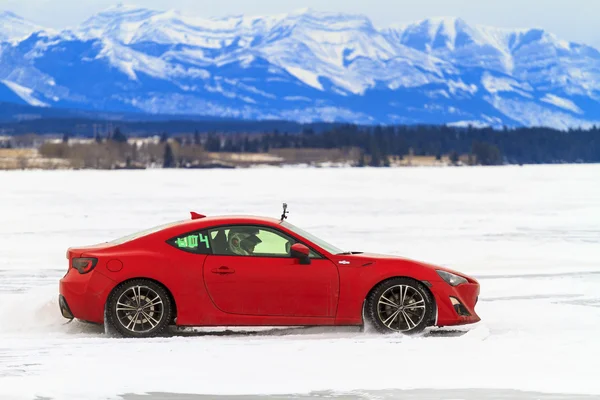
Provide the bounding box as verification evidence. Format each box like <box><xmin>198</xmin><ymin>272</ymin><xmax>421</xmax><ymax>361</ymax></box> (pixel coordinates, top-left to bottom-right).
<box><xmin>107</xmin><ymin>220</ymin><xmax>185</xmax><ymax>245</ymax></box>
<box><xmin>281</xmin><ymin>221</ymin><xmax>345</xmax><ymax>255</ymax></box>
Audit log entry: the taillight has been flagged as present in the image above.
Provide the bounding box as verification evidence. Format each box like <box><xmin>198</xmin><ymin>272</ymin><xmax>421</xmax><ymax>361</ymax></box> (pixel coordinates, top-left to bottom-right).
<box><xmin>72</xmin><ymin>258</ymin><xmax>98</xmax><ymax>274</ymax></box>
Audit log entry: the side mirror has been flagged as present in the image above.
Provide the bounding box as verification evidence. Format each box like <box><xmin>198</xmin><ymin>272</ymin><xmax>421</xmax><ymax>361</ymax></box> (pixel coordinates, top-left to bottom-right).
<box><xmin>290</xmin><ymin>243</ymin><xmax>311</xmax><ymax>265</ymax></box>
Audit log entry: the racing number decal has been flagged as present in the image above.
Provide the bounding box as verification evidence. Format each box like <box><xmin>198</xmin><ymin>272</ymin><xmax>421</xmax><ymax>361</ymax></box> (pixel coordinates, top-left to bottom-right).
<box><xmin>199</xmin><ymin>233</ymin><xmax>210</xmax><ymax>249</ymax></box>
<box><xmin>188</xmin><ymin>235</ymin><xmax>199</xmax><ymax>248</ymax></box>
<box><xmin>176</xmin><ymin>233</ymin><xmax>210</xmax><ymax>250</ymax></box>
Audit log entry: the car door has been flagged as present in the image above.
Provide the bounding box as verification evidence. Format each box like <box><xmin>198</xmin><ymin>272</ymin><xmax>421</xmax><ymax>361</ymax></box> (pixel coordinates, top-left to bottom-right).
<box><xmin>202</xmin><ymin>225</ymin><xmax>340</xmax><ymax>318</ymax></box>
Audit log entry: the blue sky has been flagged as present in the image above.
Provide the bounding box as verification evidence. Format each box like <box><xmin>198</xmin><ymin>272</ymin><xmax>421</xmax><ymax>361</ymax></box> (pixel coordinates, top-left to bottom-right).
<box><xmin>2</xmin><ymin>0</ymin><xmax>598</xmax><ymax>47</ymax></box>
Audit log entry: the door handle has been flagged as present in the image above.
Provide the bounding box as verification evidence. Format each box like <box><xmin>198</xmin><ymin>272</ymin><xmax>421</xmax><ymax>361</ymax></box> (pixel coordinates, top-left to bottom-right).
<box><xmin>211</xmin><ymin>266</ymin><xmax>235</xmax><ymax>275</ymax></box>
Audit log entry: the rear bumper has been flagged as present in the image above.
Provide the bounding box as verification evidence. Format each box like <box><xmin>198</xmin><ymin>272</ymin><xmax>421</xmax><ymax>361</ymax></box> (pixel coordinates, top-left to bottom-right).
<box><xmin>429</xmin><ymin>280</ymin><xmax>481</xmax><ymax>327</ymax></box>
<box><xmin>58</xmin><ymin>294</ymin><xmax>74</xmax><ymax>319</ymax></box>
<box><xmin>59</xmin><ymin>268</ymin><xmax>115</xmax><ymax>324</ymax></box>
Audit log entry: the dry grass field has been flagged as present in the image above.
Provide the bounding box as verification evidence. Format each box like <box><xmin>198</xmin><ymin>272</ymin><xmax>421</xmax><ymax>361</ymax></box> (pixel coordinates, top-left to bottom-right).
<box><xmin>0</xmin><ymin>148</ymin><xmax>72</xmax><ymax>170</ymax></box>
<box><xmin>0</xmin><ymin>145</ymin><xmax>460</xmax><ymax>170</ymax></box>
<box><xmin>269</xmin><ymin>147</ymin><xmax>362</xmax><ymax>165</ymax></box>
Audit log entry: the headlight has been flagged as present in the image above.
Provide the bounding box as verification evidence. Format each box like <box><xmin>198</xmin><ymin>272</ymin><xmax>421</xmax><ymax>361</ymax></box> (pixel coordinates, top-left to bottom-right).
<box><xmin>436</xmin><ymin>270</ymin><xmax>468</xmax><ymax>286</ymax></box>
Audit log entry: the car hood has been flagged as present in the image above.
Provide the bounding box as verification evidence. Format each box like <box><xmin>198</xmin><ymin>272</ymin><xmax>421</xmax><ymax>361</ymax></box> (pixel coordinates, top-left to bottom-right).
<box><xmin>333</xmin><ymin>252</ymin><xmax>474</xmax><ymax>279</ymax></box>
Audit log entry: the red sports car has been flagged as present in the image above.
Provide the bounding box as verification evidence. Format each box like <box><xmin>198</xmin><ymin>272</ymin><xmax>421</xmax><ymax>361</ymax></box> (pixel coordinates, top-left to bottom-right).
<box><xmin>59</xmin><ymin>208</ymin><xmax>480</xmax><ymax>338</ymax></box>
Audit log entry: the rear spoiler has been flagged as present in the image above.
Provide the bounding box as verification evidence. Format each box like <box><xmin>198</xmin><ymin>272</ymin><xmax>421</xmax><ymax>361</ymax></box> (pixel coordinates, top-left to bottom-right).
<box><xmin>190</xmin><ymin>212</ymin><xmax>206</xmax><ymax>220</ymax></box>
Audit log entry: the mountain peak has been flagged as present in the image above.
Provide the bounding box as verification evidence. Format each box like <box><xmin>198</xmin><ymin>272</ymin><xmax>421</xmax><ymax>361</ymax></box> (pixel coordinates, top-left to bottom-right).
<box><xmin>387</xmin><ymin>16</ymin><xmax>467</xmax><ymax>52</ymax></box>
<box><xmin>288</xmin><ymin>7</ymin><xmax>314</xmax><ymax>16</ymax></box>
<box><xmin>422</xmin><ymin>16</ymin><xmax>468</xmax><ymax>27</ymax></box>
<box><xmin>0</xmin><ymin>11</ymin><xmax>44</xmax><ymax>42</ymax></box>
<box><xmin>294</xmin><ymin>8</ymin><xmax>370</xmax><ymax>21</ymax></box>
<box><xmin>101</xmin><ymin>3</ymin><xmax>152</xmax><ymax>13</ymax></box>
<box><xmin>0</xmin><ymin>10</ymin><xmax>23</xmax><ymax>19</ymax></box>
<box><xmin>286</xmin><ymin>7</ymin><xmax>361</xmax><ymax>18</ymax></box>
<box><xmin>79</xmin><ymin>4</ymin><xmax>164</xmax><ymax>43</ymax></box>
<box><xmin>84</xmin><ymin>3</ymin><xmax>163</xmax><ymax>22</ymax></box>
<box><xmin>281</xmin><ymin>8</ymin><xmax>375</xmax><ymax>32</ymax></box>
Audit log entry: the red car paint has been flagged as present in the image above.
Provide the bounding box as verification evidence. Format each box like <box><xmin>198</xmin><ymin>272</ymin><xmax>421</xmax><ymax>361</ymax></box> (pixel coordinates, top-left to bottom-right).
<box><xmin>59</xmin><ymin>214</ymin><xmax>480</xmax><ymax>329</ymax></box>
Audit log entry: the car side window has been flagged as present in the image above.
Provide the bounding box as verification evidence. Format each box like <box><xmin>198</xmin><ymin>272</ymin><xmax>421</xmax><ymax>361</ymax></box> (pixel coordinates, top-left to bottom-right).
<box><xmin>208</xmin><ymin>225</ymin><xmax>321</xmax><ymax>258</ymax></box>
<box><xmin>167</xmin><ymin>229</ymin><xmax>212</xmax><ymax>254</ymax></box>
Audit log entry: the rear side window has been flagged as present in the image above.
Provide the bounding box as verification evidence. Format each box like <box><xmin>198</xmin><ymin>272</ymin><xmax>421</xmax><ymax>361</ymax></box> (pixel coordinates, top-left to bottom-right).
<box><xmin>167</xmin><ymin>229</ymin><xmax>212</xmax><ymax>254</ymax></box>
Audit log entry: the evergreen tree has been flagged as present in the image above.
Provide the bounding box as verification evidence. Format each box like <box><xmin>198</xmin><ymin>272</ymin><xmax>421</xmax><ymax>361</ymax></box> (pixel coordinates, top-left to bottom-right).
<box><xmin>223</xmin><ymin>138</ymin><xmax>235</xmax><ymax>152</ymax></box>
<box><xmin>472</xmin><ymin>142</ymin><xmax>502</xmax><ymax>165</ymax></box>
<box><xmin>204</xmin><ymin>133</ymin><xmax>221</xmax><ymax>152</ymax></box>
<box><xmin>368</xmin><ymin>134</ymin><xmax>382</xmax><ymax>167</ymax></box>
<box><xmin>357</xmin><ymin>152</ymin><xmax>366</xmax><ymax>167</ymax></box>
<box><xmin>111</xmin><ymin>127</ymin><xmax>127</xmax><ymax>143</ymax></box>
<box><xmin>160</xmin><ymin>132</ymin><xmax>169</xmax><ymax>144</ymax></box>
<box><xmin>383</xmin><ymin>154</ymin><xmax>390</xmax><ymax>167</ymax></box>
<box><xmin>450</xmin><ymin>151</ymin><xmax>460</xmax><ymax>165</ymax></box>
<box><xmin>163</xmin><ymin>143</ymin><xmax>175</xmax><ymax>168</ymax></box>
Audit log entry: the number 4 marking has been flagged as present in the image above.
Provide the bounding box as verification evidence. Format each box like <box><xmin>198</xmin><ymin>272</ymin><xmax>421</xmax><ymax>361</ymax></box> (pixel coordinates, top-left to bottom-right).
<box><xmin>199</xmin><ymin>233</ymin><xmax>210</xmax><ymax>249</ymax></box>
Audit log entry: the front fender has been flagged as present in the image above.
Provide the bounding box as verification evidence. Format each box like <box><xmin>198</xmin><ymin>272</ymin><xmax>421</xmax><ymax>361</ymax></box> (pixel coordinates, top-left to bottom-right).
<box><xmin>334</xmin><ymin>259</ymin><xmax>447</xmax><ymax>324</ymax></box>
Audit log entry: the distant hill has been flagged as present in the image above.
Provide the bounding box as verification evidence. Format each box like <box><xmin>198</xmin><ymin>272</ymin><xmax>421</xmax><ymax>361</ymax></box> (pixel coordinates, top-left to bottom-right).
<box><xmin>2</xmin><ymin>6</ymin><xmax>600</xmax><ymax>129</ymax></box>
<box><xmin>0</xmin><ymin>102</ymin><xmax>336</xmax><ymax>136</ymax></box>
<box><xmin>0</xmin><ymin>101</ymin><xmax>249</xmax><ymax>123</ymax></box>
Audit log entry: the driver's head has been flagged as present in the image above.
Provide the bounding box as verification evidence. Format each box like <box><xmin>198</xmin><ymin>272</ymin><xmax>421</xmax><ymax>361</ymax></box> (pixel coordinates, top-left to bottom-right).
<box><xmin>228</xmin><ymin>228</ymin><xmax>260</xmax><ymax>255</ymax></box>
<box><xmin>241</xmin><ymin>234</ymin><xmax>261</xmax><ymax>254</ymax></box>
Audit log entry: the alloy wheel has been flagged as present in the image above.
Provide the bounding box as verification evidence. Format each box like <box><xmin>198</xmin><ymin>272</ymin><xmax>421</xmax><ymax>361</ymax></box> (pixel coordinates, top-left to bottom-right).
<box><xmin>376</xmin><ymin>284</ymin><xmax>427</xmax><ymax>332</ymax></box>
<box><xmin>115</xmin><ymin>285</ymin><xmax>165</xmax><ymax>333</ymax></box>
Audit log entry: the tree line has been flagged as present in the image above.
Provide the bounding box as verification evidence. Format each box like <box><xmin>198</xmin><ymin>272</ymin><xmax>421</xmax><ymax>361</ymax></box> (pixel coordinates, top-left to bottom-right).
<box><xmin>20</xmin><ymin>122</ymin><xmax>600</xmax><ymax>167</ymax></box>
<box><xmin>193</xmin><ymin>124</ymin><xmax>600</xmax><ymax>166</ymax></box>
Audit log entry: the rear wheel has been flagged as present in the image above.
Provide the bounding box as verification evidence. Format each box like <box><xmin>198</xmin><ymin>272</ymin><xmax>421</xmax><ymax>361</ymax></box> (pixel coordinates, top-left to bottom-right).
<box><xmin>105</xmin><ymin>279</ymin><xmax>172</xmax><ymax>338</ymax></box>
<box><xmin>365</xmin><ymin>277</ymin><xmax>434</xmax><ymax>335</ymax></box>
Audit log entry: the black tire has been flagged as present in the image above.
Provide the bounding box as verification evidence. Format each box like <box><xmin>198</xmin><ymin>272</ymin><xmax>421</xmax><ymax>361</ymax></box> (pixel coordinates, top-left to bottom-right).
<box><xmin>365</xmin><ymin>277</ymin><xmax>434</xmax><ymax>335</ymax></box>
<box><xmin>105</xmin><ymin>279</ymin><xmax>173</xmax><ymax>338</ymax></box>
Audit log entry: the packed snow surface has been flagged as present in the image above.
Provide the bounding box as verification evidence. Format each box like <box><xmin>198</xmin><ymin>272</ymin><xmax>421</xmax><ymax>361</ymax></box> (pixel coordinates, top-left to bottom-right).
<box><xmin>0</xmin><ymin>165</ymin><xmax>599</xmax><ymax>400</ymax></box>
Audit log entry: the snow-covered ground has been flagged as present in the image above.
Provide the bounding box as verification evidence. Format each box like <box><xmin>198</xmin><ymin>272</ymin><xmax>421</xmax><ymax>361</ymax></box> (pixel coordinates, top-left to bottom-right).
<box><xmin>0</xmin><ymin>165</ymin><xmax>599</xmax><ymax>400</ymax></box>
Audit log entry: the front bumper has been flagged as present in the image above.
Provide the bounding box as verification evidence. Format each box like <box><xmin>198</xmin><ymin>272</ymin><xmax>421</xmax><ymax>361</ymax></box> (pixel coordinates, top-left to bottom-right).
<box><xmin>430</xmin><ymin>280</ymin><xmax>481</xmax><ymax>327</ymax></box>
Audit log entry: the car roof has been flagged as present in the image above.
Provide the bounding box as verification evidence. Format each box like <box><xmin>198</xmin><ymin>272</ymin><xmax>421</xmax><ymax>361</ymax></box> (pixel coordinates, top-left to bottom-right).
<box><xmin>175</xmin><ymin>214</ymin><xmax>286</xmax><ymax>230</ymax></box>
<box><xmin>103</xmin><ymin>214</ymin><xmax>290</xmax><ymax>248</ymax></box>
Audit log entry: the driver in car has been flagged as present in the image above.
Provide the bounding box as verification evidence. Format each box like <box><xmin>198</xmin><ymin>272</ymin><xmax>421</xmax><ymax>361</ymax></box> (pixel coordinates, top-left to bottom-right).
<box><xmin>228</xmin><ymin>229</ymin><xmax>262</xmax><ymax>255</ymax></box>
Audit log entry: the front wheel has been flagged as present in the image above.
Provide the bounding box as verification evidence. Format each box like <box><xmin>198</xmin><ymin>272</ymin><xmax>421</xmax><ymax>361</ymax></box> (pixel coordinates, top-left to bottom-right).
<box><xmin>365</xmin><ymin>277</ymin><xmax>434</xmax><ymax>335</ymax></box>
<box><xmin>105</xmin><ymin>279</ymin><xmax>172</xmax><ymax>338</ymax></box>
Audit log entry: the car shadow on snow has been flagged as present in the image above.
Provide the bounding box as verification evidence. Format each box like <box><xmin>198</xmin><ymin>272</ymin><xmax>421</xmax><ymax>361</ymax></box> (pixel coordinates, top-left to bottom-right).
<box><xmin>119</xmin><ymin>389</ymin><xmax>600</xmax><ymax>400</ymax></box>
<box><xmin>64</xmin><ymin>320</ymin><xmax>470</xmax><ymax>339</ymax></box>
<box><xmin>167</xmin><ymin>325</ymin><xmax>470</xmax><ymax>338</ymax></box>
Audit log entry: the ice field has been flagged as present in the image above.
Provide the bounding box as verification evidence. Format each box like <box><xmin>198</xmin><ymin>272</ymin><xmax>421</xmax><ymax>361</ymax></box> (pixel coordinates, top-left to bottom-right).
<box><xmin>1</xmin><ymin>164</ymin><xmax>599</xmax><ymax>400</ymax></box>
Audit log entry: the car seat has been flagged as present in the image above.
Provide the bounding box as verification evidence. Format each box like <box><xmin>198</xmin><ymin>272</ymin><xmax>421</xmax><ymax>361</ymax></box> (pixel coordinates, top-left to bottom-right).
<box><xmin>212</xmin><ymin>230</ymin><xmax>228</xmax><ymax>254</ymax></box>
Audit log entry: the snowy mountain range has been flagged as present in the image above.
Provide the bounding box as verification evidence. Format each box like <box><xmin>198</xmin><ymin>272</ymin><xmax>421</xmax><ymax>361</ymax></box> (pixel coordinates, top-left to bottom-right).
<box><xmin>2</xmin><ymin>5</ymin><xmax>600</xmax><ymax>129</ymax></box>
